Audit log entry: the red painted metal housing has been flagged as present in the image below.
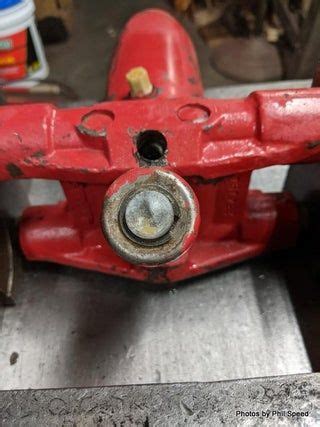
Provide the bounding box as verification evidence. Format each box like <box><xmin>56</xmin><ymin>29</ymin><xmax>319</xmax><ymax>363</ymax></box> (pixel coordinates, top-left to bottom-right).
<box><xmin>0</xmin><ymin>9</ymin><xmax>319</xmax><ymax>283</ymax></box>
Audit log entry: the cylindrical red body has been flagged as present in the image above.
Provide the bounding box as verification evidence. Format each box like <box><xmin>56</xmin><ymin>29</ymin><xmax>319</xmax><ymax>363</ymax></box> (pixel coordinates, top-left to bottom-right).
<box><xmin>106</xmin><ymin>9</ymin><xmax>203</xmax><ymax>100</ymax></box>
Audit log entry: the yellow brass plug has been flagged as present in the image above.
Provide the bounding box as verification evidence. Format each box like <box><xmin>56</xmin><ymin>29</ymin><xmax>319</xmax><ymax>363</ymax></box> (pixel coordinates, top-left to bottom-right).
<box><xmin>126</xmin><ymin>67</ymin><xmax>153</xmax><ymax>98</ymax></box>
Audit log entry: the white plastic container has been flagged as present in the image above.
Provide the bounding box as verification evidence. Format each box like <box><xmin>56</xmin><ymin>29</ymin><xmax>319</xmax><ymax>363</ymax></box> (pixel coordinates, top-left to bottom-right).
<box><xmin>0</xmin><ymin>0</ymin><xmax>48</xmax><ymax>86</ymax></box>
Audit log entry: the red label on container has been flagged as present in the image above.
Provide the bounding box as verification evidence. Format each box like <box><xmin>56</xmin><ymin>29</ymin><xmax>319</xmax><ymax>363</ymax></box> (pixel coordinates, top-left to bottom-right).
<box><xmin>0</xmin><ymin>63</ymin><xmax>27</xmax><ymax>80</ymax></box>
<box><xmin>0</xmin><ymin>30</ymin><xmax>27</xmax><ymax>51</ymax></box>
<box><xmin>0</xmin><ymin>46</ymin><xmax>27</xmax><ymax>66</ymax></box>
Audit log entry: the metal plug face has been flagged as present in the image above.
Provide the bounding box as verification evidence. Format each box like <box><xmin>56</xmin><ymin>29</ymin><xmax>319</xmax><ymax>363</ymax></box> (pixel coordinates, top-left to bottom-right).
<box><xmin>102</xmin><ymin>169</ymin><xmax>200</xmax><ymax>266</ymax></box>
<box><xmin>124</xmin><ymin>190</ymin><xmax>174</xmax><ymax>242</ymax></box>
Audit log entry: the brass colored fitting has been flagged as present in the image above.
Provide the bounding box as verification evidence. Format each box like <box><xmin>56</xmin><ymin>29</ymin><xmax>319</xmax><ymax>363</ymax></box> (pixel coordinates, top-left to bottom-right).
<box><xmin>126</xmin><ymin>67</ymin><xmax>153</xmax><ymax>98</ymax></box>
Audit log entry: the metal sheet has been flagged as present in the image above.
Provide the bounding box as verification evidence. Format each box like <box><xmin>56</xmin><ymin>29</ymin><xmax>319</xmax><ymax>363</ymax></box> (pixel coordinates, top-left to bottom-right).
<box><xmin>204</xmin><ymin>79</ymin><xmax>311</xmax><ymax>98</ymax></box>
<box><xmin>0</xmin><ymin>221</ymin><xmax>14</xmax><ymax>305</ymax></box>
<box><xmin>0</xmin><ymin>253</ymin><xmax>311</xmax><ymax>390</ymax></box>
<box><xmin>1</xmin><ymin>373</ymin><xmax>319</xmax><ymax>426</ymax></box>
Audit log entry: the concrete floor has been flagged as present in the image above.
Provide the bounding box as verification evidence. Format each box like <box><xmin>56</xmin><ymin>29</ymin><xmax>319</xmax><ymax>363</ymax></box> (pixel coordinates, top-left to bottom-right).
<box><xmin>45</xmin><ymin>0</ymin><xmax>232</xmax><ymax>100</ymax></box>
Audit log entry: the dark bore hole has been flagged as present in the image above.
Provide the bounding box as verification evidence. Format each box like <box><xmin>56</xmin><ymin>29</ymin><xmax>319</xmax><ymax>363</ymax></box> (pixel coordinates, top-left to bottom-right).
<box><xmin>136</xmin><ymin>130</ymin><xmax>167</xmax><ymax>162</ymax></box>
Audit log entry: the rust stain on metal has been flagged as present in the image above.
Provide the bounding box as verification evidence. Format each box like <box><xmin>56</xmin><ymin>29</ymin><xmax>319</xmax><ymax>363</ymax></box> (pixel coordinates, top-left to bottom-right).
<box><xmin>203</xmin><ymin>119</ymin><xmax>224</xmax><ymax>133</ymax></box>
<box><xmin>188</xmin><ymin>76</ymin><xmax>197</xmax><ymax>85</ymax></box>
<box><xmin>31</xmin><ymin>150</ymin><xmax>45</xmax><ymax>159</ymax></box>
<box><xmin>79</xmin><ymin>168</ymin><xmax>90</xmax><ymax>174</ymax></box>
<box><xmin>9</xmin><ymin>351</ymin><xmax>19</xmax><ymax>365</ymax></box>
<box><xmin>154</xmin><ymin>86</ymin><xmax>161</xmax><ymax>97</ymax></box>
<box><xmin>202</xmin><ymin>123</ymin><xmax>214</xmax><ymax>133</ymax></box>
<box><xmin>76</xmin><ymin>123</ymin><xmax>107</xmax><ymax>138</ymax></box>
<box><xmin>134</xmin><ymin>151</ymin><xmax>168</xmax><ymax>167</ymax></box>
<box><xmin>38</xmin><ymin>158</ymin><xmax>48</xmax><ymax>167</ymax></box>
<box><xmin>187</xmin><ymin>175</ymin><xmax>226</xmax><ymax>185</ymax></box>
<box><xmin>23</xmin><ymin>155</ymin><xmax>47</xmax><ymax>167</ymax></box>
<box><xmin>216</xmin><ymin>121</ymin><xmax>224</xmax><ymax>131</ymax></box>
<box><xmin>147</xmin><ymin>267</ymin><xmax>171</xmax><ymax>284</ymax></box>
<box><xmin>6</xmin><ymin>163</ymin><xmax>23</xmax><ymax>178</ymax></box>
<box><xmin>76</xmin><ymin>110</ymin><xmax>114</xmax><ymax>139</ymax></box>
<box><xmin>307</xmin><ymin>140</ymin><xmax>320</xmax><ymax>149</ymax></box>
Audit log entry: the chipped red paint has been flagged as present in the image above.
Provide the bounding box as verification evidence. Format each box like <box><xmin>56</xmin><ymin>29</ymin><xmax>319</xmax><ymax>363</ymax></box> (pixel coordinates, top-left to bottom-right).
<box><xmin>0</xmin><ymin>9</ymin><xmax>319</xmax><ymax>283</ymax></box>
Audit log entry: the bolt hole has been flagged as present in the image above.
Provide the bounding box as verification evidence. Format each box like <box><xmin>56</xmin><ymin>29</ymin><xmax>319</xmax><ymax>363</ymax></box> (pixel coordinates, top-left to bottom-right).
<box><xmin>136</xmin><ymin>130</ymin><xmax>167</xmax><ymax>162</ymax></box>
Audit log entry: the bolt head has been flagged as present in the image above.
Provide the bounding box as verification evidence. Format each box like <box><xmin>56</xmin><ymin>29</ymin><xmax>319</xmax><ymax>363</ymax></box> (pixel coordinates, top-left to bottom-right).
<box><xmin>124</xmin><ymin>190</ymin><xmax>174</xmax><ymax>241</ymax></box>
<box><xmin>102</xmin><ymin>169</ymin><xmax>200</xmax><ymax>266</ymax></box>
